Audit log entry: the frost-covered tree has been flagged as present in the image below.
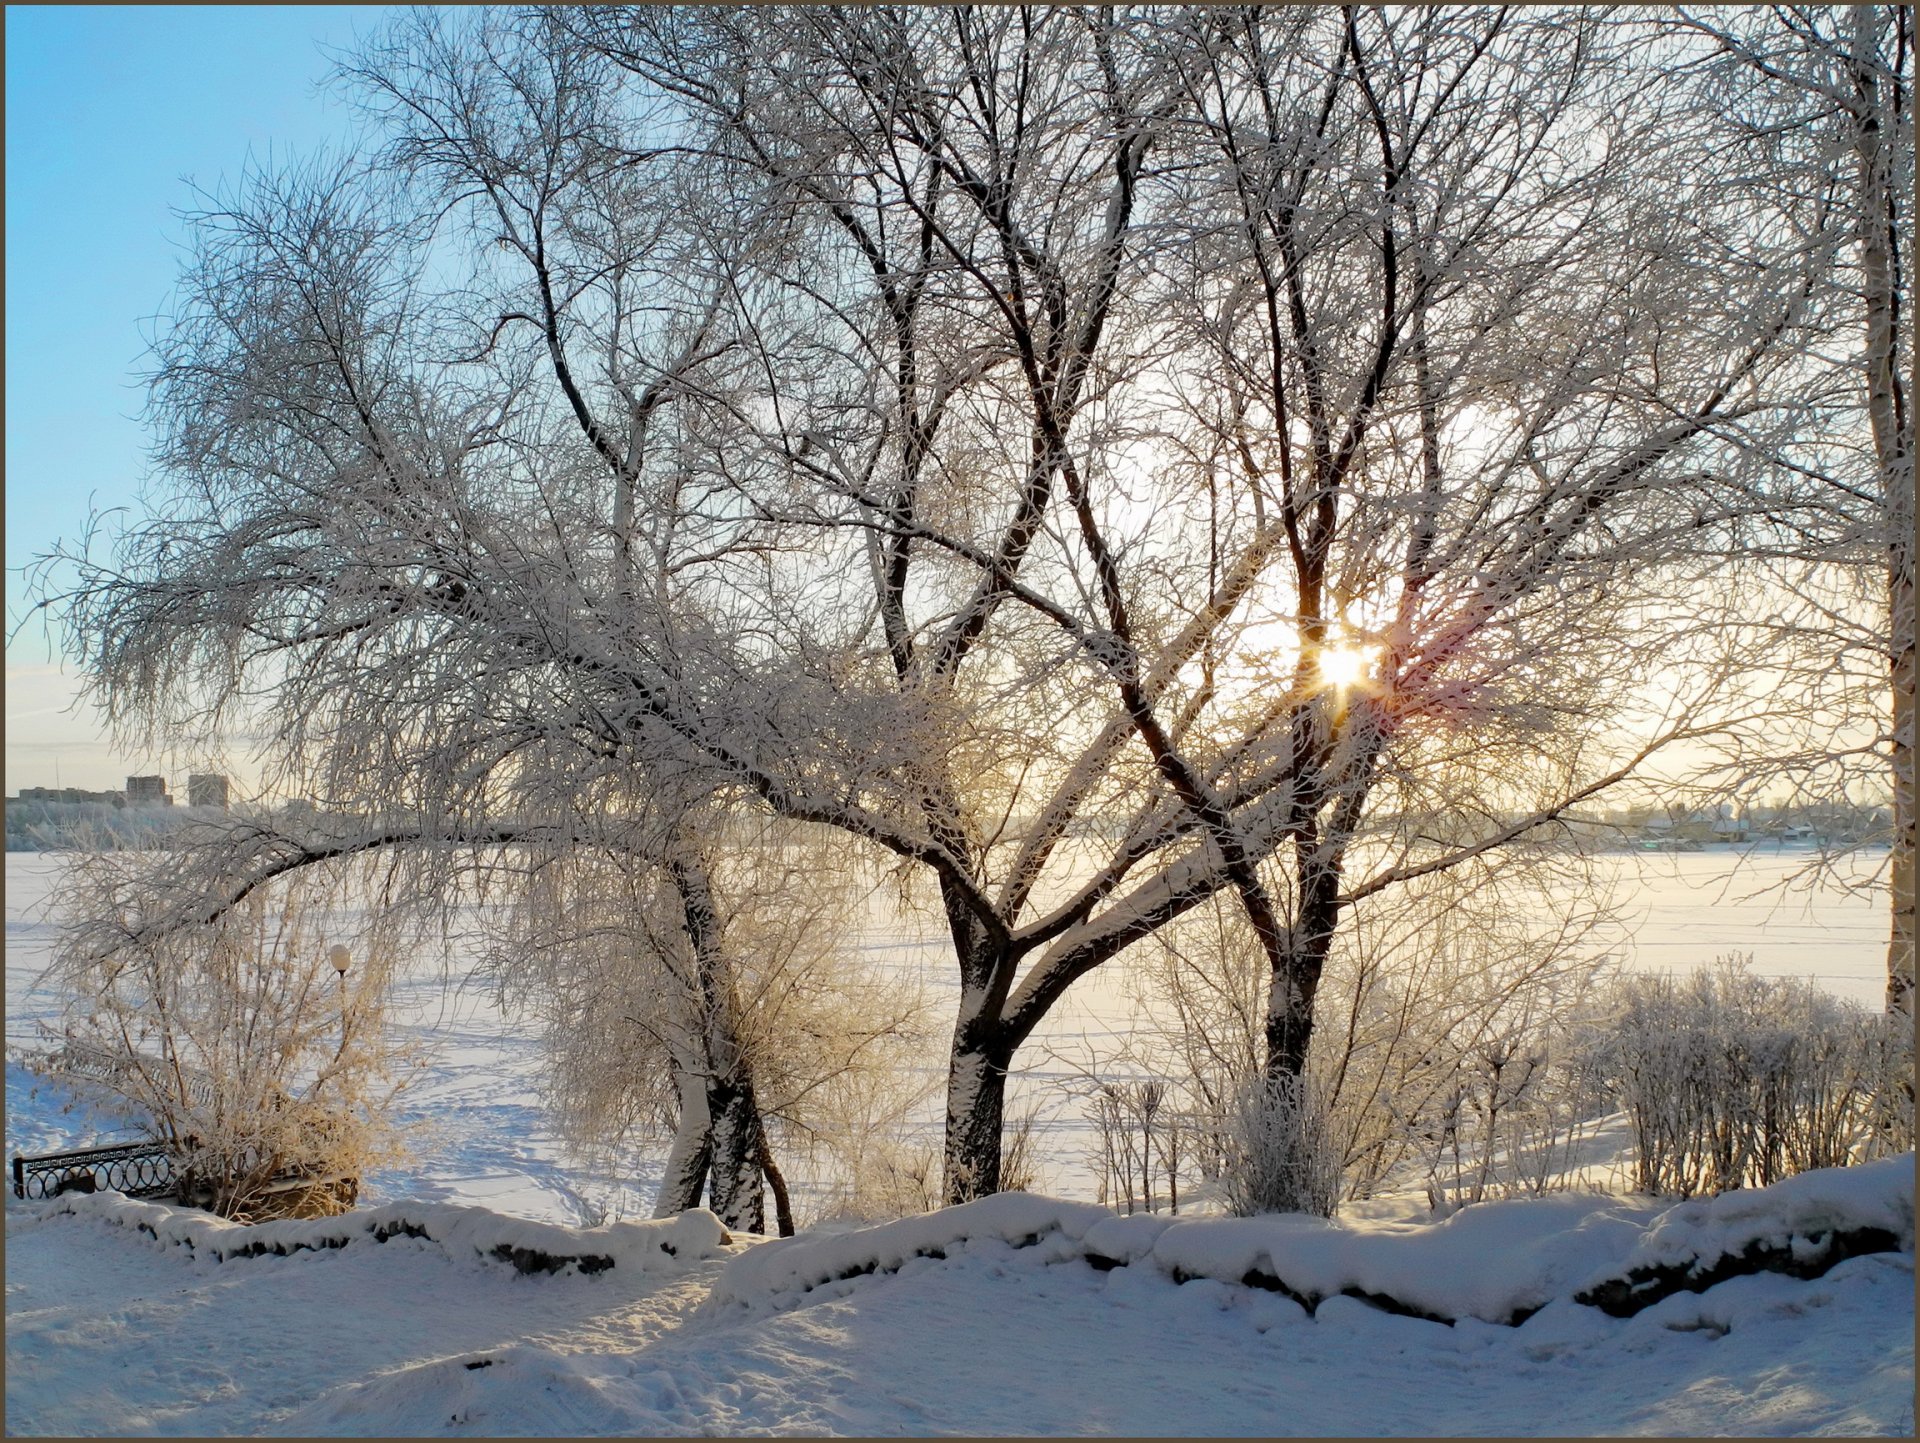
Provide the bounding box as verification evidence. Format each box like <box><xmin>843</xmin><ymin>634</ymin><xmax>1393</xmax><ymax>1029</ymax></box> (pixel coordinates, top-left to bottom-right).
<box><xmin>36</xmin><ymin>5</ymin><xmax>1894</xmax><ymax>1210</ymax></box>
<box><xmin>29</xmin><ymin>99</ymin><xmax>906</xmax><ymax>1230</ymax></box>
<box><xmin>575</xmin><ymin>6</ymin><xmax>1835</xmax><ymax>1193</ymax></box>
<box><xmin>1666</xmin><ymin>4</ymin><xmax>1914</xmax><ymax>1021</ymax></box>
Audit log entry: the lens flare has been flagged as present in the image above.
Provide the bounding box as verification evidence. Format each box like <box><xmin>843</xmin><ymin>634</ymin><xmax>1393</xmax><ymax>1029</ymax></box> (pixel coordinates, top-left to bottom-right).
<box><xmin>1318</xmin><ymin>645</ymin><xmax>1375</xmax><ymax>688</ymax></box>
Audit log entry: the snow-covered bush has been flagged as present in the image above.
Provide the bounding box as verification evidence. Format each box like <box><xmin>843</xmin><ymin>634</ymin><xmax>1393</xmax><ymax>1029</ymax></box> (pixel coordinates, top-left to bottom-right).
<box><xmin>43</xmin><ymin>845</ymin><xmax>412</xmax><ymax>1221</ymax></box>
<box><xmin>1215</xmin><ymin>1074</ymin><xmax>1341</xmax><ymax>1218</ymax></box>
<box><xmin>1593</xmin><ymin>955</ymin><xmax>1912</xmax><ymax>1196</ymax></box>
<box><xmin>808</xmin><ymin>1135</ymin><xmax>946</xmax><ymax>1224</ymax></box>
<box><xmin>1130</xmin><ymin>872</ymin><xmax>1618</xmax><ymax>1210</ymax></box>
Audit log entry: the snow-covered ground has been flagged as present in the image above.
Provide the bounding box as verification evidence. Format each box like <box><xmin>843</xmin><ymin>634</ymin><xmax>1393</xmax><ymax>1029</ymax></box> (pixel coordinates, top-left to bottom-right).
<box><xmin>5</xmin><ymin>1162</ymin><xmax>1912</xmax><ymax>1435</ymax></box>
<box><xmin>7</xmin><ymin>848</ymin><xmax>1911</xmax><ymax>1435</ymax></box>
<box><xmin>4</xmin><ymin>845</ymin><xmax>1890</xmax><ymax>1217</ymax></box>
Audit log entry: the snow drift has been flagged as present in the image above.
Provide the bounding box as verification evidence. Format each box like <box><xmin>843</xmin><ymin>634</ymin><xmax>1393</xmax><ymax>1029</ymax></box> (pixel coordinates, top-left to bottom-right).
<box><xmin>703</xmin><ymin>1155</ymin><xmax>1914</xmax><ymax>1327</ymax></box>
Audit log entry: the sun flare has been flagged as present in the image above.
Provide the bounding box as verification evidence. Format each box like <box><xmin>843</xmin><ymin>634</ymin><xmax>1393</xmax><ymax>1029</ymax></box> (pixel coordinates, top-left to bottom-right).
<box><xmin>1318</xmin><ymin>644</ymin><xmax>1376</xmax><ymax>689</ymax></box>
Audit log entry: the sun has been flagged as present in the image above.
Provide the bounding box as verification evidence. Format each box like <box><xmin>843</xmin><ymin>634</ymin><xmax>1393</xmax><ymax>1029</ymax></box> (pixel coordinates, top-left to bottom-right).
<box><xmin>1318</xmin><ymin>644</ymin><xmax>1376</xmax><ymax>689</ymax></box>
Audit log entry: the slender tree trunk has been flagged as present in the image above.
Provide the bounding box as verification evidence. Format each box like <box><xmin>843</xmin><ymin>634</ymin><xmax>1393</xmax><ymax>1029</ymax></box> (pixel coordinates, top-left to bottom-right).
<box><xmin>1891</xmin><ymin>539</ymin><xmax>1915</xmax><ymax>1023</ymax></box>
<box><xmin>651</xmin><ymin>1063</ymin><xmax>712</xmax><ymax>1217</ymax></box>
<box><xmin>1264</xmin><ymin>727</ymin><xmax>1381</xmax><ymax>1080</ymax></box>
<box><xmin>665</xmin><ymin>843</ymin><xmax>774</xmax><ymax>1232</ymax></box>
<box><xmin>1263</xmin><ymin>873</ymin><xmax>1340</xmax><ymax>1081</ymax></box>
<box><xmin>1852</xmin><ymin>3</ymin><xmax>1915</xmax><ymax>1019</ymax></box>
<box><xmin>758</xmin><ymin>1130</ymin><xmax>796</xmax><ymax>1238</ymax></box>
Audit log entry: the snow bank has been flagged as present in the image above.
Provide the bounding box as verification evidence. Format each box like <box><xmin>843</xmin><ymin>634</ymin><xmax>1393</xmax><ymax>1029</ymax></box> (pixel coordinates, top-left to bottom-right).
<box><xmin>1138</xmin><ymin>1194</ymin><xmax>1653</xmax><ymax>1325</ymax></box>
<box><xmin>705</xmin><ymin>1192</ymin><xmax>1111</xmax><ymax>1314</ymax></box>
<box><xmin>706</xmin><ymin>1158</ymin><xmax>1915</xmax><ymax>1329</ymax></box>
<box><xmin>708</xmin><ymin>1189</ymin><xmax>1656</xmax><ymax>1326</ymax></box>
<box><xmin>1611</xmin><ymin>1153</ymin><xmax>1914</xmax><ymax>1275</ymax></box>
<box><xmin>27</xmin><ymin>1190</ymin><xmax>731</xmax><ymax>1276</ymax></box>
<box><xmin>1572</xmin><ymin>1153</ymin><xmax>1914</xmax><ymax>1316</ymax></box>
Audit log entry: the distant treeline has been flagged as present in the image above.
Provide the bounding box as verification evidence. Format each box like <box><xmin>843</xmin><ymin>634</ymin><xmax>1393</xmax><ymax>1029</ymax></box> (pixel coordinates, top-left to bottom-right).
<box><xmin>4</xmin><ymin>801</ymin><xmax>231</xmax><ymax>852</ymax></box>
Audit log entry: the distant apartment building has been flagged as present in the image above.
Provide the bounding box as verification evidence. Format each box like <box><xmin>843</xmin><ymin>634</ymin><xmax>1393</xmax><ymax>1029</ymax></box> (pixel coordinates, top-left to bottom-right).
<box><xmin>125</xmin><ymin>775</ymin><xmax>172</xmax><ymax>807</ymax></box>
<box><xmin>16</xmin><ymin>786</ymin><xmax>124</xmax><ymax>805</ymax></box>
<box><xmin>187</xmin><ymin>774</ymin><xmax>231</xmax><ymax>810</ymax></box>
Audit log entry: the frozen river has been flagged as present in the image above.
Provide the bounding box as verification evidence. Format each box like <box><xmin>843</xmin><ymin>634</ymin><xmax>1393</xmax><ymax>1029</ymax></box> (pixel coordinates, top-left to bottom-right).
<box><xmin>4</xmin><ymin>844</ymin><xmax>1891</xmax><ymax>1219</ymax></box>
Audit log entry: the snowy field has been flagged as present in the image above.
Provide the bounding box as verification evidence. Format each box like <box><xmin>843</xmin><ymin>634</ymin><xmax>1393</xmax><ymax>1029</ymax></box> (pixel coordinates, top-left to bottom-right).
<box><xmin>6</xmin><ymin>847</ymin><xmax>1912</xmax><ymax>1436</ymax></box>
<box><xmin>5</xmin><ymin>845</ymin><xmax>1891</xmax><ymax>1218</ymax></box>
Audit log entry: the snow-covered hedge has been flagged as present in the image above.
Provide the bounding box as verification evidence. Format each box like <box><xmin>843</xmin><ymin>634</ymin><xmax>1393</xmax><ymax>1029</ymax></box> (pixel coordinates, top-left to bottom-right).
<box><xmin>704</xmin><ymin>1155</ymin><xmax>1914</xmax><ymax>1327</ymax></box>
<box><xmin>1594</xmin><ymin>960</ymin><xmax>1912</xmax><ymax>1195</ymax></box>
<box><xmin>27</xmin><ymin>1192</ymin><xmax>732</xmax><ymax>1276</ymax></box>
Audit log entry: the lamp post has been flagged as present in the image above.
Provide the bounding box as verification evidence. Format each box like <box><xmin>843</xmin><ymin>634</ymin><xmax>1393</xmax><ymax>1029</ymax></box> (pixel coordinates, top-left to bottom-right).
<box><xmin>328</xmin><ymin>944</ymin><xmax>351</xmax><ymax>1062</ymax></box>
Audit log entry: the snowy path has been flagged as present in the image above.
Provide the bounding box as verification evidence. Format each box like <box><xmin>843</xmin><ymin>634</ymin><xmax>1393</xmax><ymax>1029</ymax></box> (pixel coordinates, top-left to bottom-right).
<box><xmin>5</xmin><ymin>1189</ymin><xmax>1912</xmax><ymax>1437</ymax></box>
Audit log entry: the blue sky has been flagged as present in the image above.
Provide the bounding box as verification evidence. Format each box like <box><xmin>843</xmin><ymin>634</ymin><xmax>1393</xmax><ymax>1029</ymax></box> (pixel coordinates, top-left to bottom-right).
<box><xmin>6</xmin><ymin>5</ymin><xmax>402</xmax><ymax>792</ymax></box>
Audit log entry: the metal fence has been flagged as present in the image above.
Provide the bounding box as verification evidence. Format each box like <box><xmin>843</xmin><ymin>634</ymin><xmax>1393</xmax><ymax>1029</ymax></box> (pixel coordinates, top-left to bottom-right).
<box><xmin>11</xmin><ymin>1141</ymin><xmax>178</xmax><ymax>1202</ymax></box>
<box><xmin>52</xmin><ymin>1040</ymin><xmax>220</xmax><ymax>1110</ymax></box>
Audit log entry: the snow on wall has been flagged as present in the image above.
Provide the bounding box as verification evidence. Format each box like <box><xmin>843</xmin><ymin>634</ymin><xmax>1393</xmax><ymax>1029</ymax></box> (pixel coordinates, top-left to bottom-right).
<box><xmin>1605</xmin><ymin>1153</ymin><xmax>1914</xmax><ymax>1276</ymax></box>
<box><xmin>20</xmin><ymin>1154</ymin><xmax>1912</xmax><ymax>1330</ymax></box>
<box><xmin>705</xmin><ymin>1156</ymin><xmax>1915</xmax><ymax>1327</ymax></box>
<box><xmin>704</xmin><ymin>1192</ymin><xmax>1112</xmax><ymax>1314</ymax></box>
<box><xmin>25</xmin><ymin>1191</ymin><xmax>732</xmax><ymax>1276</ymax></box>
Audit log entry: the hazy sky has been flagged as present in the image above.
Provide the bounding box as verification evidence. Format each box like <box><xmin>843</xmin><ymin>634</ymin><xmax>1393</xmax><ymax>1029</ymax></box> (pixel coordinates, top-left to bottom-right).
<box><xmin>6</xmin><ymin>5</ymin><xmax>401</xmax><ymax>794</ymax></box>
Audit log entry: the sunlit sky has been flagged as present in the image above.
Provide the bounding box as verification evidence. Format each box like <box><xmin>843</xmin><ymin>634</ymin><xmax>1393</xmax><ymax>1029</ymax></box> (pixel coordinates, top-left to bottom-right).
<box><xmin>1</xmin><ymin>9</ymin><xmax>1878</xmax><ymax>811</ymax></box>
<box><xmin>5</xmin><ymin>5</ymin><xmax>401</xmax><ymax>795</ymax></box>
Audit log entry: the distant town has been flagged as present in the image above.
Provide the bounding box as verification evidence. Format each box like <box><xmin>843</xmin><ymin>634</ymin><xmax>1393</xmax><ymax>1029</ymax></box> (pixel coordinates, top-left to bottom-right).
<box><xmin>5</xmin><ymin>773</ymin><xmax>231</xmax><ymax>851</ymax></box>
<box><xmin>2</xmin><ymin>775</ymin><xmax>1892</xmax><ymax>854</ymax></box>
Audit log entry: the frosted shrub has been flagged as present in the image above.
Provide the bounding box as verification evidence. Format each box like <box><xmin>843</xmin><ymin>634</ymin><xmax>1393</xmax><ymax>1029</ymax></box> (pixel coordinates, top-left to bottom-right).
<box><xmin>1132</xmin><ymin>882</ymin><xmax>1617</xmax><ymax>1211</ymax></box>
<box><xmin>44</xmin><ymin>848</ymin><xmax>410</xmax><ymax>1221</ymax></box>
<box><xmin>998</xmin><ymin>1103</ymin><xmax>1045</xmax><ymax>1196</ymax></box>
<box><xmin>1596</xmin><ymin>954</ymin><xmax>1912</xmax><ymax>1196</ymax></box>
<box><xmin>809</xmin><ymin>1135</ymin><xmax>945</xmax><ymax>1223</ymax></box>
<box><xmin>1413</xmin><ymin>1021</ymin><xmax>1616</xmax><ymax>1210</ymax></box>
<box><xmin>1216</xmin><ymin>1074</ymin><xmax>1341</xmax><ymax>1218</ymax></box>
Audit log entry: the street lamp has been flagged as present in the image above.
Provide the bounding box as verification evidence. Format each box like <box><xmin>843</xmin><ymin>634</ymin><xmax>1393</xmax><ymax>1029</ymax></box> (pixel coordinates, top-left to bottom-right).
<box><xmin>327</xmin><ymin>945</ymin><xmax>352</xmax><ymax>1062</ymax></box>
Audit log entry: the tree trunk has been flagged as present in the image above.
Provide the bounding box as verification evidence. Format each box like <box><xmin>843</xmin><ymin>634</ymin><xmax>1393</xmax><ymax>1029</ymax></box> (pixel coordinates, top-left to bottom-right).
<box><xmin>758</xmin><ymin>1129</ymin><xmax>796</xmax><ymax>1237</ymax></box>
<box><xmin>705</xmin><ymin>1079</ymin><xmax>767</xmax><ymax>1233</ymax></box>
<box><xmin>1264</xmin><ymin>922</ymin><xmax>1334</xmax><ymax>1083</ymax></box>
<box><xmin>1891</xmin><ymin>547</ymin><xmax>1915</xmax><ymax>1023</ymax></box>
<box><xmin>943</xmin><ymin>1010</ymin><xmax>1012</xmax><ymax>1204</ymax></box>
<box><xmin>1264</xmin><ymin>774</ymin><xmax>1371</xmax><ymax>1080</ymax></box>
<box><xmin>651</xmin><ymin>1063</ymin><xmax>712</xmax><ymax>1217</ymax></box>
<box><xmin>664</xmin><ymin>842</ymin><xmax>776</xmax><ymax>1232</ymax></box>
<box><xmin>1851</xmin><ymin>3</ymin><xmax>1915</xmax><ymax>1019</ymax></box>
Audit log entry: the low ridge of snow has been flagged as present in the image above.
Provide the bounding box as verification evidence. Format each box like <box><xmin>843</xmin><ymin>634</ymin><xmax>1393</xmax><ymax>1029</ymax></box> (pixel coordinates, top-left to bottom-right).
<box><xmin>1603</xmin><ymin>1153</ymin><xmax>1915</xmax><ymax>1279</ymax></box>
<box><xmin>697</xmin><ymin>1159</ymin><xmax>1913</xmax><ymax>1330</ymax></box>
<box><xmin>705</xmin><ymin>1192</ymin><xmax>1111</xmax><ymax>1315</ymax></box>
<box><xmin>33</xmin><ymin>1190</ymin><xmax>733</xmax><ymax>1276</ymax></box>
<box><xmin>1146</xmin><ymin>1193</ymin><xmax>1662</xmax><ymax>1323</ymax></box>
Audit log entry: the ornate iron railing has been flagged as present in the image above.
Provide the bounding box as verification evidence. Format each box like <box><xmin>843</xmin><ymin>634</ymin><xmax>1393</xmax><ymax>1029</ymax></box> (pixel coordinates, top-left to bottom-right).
<box><xmin>51</xmin><ymin>1041</ymin><xmax>220</xmax><ymax>1110</ymax></box>
<box><xmin>11</xmin><ymin>1140</ymin><xmax>179</xmax><ymax>1202</ymax></box>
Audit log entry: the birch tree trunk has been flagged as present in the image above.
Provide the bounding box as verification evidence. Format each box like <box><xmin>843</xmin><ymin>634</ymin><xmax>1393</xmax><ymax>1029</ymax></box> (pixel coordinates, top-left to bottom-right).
<box><xmin>1850</xmin><ymin>4</ymin><xmax>1915</xmax><ymax>1020</ymax></box>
